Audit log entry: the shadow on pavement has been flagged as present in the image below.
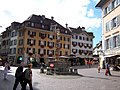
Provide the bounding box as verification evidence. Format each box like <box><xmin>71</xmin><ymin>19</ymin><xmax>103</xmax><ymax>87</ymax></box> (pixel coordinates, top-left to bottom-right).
<box><xmin>111</xmin><ymin>75</ymin><xmax>120</xmax><ymax>77</ymax></box>
<box><xmin>81</xmin><ymin>75</ymin><xmax>110</xmax><ymax>80</ymax></box>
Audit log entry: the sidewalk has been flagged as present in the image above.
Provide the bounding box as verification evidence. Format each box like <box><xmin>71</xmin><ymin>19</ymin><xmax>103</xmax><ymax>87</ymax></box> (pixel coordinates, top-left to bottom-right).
<box><xmin>0</xmin><ymin>66</ymin><xmax>120</xmax><ymax>90</ymax></box>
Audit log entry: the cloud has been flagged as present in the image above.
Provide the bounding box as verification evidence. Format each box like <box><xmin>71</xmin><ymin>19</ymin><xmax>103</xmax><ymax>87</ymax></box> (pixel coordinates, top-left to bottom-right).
<box><xmin>0</xmin><ymin>0</ymin><xmax>101</xmax><ymax>34</ymax></box>
<box><xmin>87</xmin><ymin>9</ymin><xmax>94</xmax><ymax>17</ymax></box>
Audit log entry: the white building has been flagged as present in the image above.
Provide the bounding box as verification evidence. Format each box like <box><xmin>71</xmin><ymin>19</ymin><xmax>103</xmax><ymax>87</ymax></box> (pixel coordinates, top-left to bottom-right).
<box><xmin>69</xmin><ymin>26</ymin><xmax>94</xmax><ymax>65</ymax></box>
<box><xmin>96</xmin><ymin>0</ymin><xmax>120</xmax><ymax>68</ymax></box>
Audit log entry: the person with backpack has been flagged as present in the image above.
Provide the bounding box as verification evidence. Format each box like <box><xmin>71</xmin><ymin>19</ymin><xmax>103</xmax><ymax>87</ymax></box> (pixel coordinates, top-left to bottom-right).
<box><xmin>13</xmin><ymin>62</ymin><xmax>24</xmax><ymax>90</ymax></box>
<box><xmin>23</xmin><ymin>64</ymin><xmax>33</xmax><ymax>90</ymax></box>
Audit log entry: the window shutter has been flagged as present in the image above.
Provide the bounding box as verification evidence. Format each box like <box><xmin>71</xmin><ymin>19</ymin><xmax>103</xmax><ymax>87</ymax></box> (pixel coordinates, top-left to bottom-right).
<box><xmin>111</xmin><ymin>19</ymin><xmax>113</xmax><ymax>29</ymax></box>
<box><xmin>117</xmin><ymin>15</ymin><xmax>120</xmax><ymax>26</ymax></box>
<box><xmin>109</xmin><ymin>38</ymin><xmax>111</xmax><ymax>48</ymax></box>
<box><xmin>44</xmin><ymin>41</ymin><xmax>46</xmax><ymax>46</ymax></box>
<box><xmin>44</xmin><ymin>49</ymin><xmax>46</xmax><ymax>55</ymax></box>
<box><xmin>118</xmin><ymin>35</ymin><xmax>120</xmax><ymax>46</ymax></box>
<box><xmin>111</xmin><ymin>37</ymin><xmax>113</xmax><ymax>48</ymax></box>
<box><xmin>105</xmin><ymin>40</ymin><xmax>107</xmax><ymax>50</ymax></box>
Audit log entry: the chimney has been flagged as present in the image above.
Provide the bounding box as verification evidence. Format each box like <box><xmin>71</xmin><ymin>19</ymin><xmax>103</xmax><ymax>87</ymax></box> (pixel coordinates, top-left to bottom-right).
<box><xmin>51</xmin><ymin>16</ymin><xmax>54</xmax><ymax>20</ymax></box>
<box><xmin>82</xmin><ymin>27</ymin><xmax>85</xmax><ymax>31</ymax></box>
<box><xmin>65</xmin><ymin>23</ymin><xmax>68</xmax><ymax>28</ymax></box>
<box><xmin>42</xmin><ymin>15</ymin><xmax>45</xmax><ymax>19</ymax></box>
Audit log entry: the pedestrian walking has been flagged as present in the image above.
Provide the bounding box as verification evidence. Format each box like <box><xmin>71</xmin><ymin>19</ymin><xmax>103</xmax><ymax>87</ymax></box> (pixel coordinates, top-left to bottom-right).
<box><xmin>98</xmin><ymin>64</ymin><xmax>100</xmax><ymax>73</ymax></box>
<box><xmin>105</xmin><ymin>62</ymin><xmax>112</xmax><ymax>76</ymax></box>
<box><xmin>3</xmin><ymin>61</ymin><xmax>10</xmax><ymax>80</ymax></box>
<box><xmin>23</xmin><ymin>64</ymin><xmax>33</xmax><ymax>90</ymax></box>
<box><xmin>13</xmin><ymin>62</ymin><xmax>24</xmax><ymax>90</ymax></box>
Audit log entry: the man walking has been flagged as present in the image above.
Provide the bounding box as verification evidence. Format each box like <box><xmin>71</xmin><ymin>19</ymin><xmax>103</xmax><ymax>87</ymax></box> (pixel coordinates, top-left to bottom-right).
<box><xmin>13</xmin><ymin>62</ymin><xmax>24</xmax><ymax>90</ymax></box>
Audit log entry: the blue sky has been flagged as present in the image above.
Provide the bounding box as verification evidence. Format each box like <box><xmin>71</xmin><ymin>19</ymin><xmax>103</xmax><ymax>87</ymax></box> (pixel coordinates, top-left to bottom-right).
<box><xmin>0</xmin><ymin>0</ymin><xmax>102</xmax><ymax>47</ymax></box>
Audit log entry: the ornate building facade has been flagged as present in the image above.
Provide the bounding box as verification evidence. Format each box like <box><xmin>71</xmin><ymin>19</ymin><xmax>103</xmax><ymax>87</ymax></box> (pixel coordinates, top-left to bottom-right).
<box><xmin>1</xmin><ymin>14</ymin><xmax>71</xmax><ymax>64</ymax></box>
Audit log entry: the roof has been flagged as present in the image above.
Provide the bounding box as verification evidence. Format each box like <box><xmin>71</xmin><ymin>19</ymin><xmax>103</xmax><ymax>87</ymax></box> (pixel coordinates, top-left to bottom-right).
<box><xmin>23</xmin><ymin>14</ymin><xmax>71</xmax><ymax>35</ymax></box>
<box><xmin>95</xmin><ymin>0</ymin><xmax>109</xmax><ymax>8</ymax></box>
<box><xmin>69</xmin><ymin>26</ymin><xmax>94</xmax><ymax>37</ymax></box>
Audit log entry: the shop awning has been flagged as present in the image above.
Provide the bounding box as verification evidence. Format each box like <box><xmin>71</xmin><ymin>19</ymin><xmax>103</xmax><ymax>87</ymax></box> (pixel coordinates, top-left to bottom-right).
<box><xmin>104</xmin><ymin>54</ymin><xmax>116</xmax><ymax>58</ymax></box>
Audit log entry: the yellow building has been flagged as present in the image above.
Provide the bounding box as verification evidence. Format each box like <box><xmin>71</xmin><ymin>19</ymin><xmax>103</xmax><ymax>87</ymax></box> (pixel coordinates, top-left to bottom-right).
<box><xmin>96</xmin><ymin>0</ymin><xmax>120</xmax><ymax>68</ymax></box>
<box><xmin>16</xmin><ymin>14</ymin><xmax>71</xmax><ymax>64</ymax></box>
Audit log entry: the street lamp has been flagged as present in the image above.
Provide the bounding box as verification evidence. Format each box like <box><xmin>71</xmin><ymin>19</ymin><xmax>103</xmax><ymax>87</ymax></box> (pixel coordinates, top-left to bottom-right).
<box><xmin>99</xmin><ymin>50</ymin><xmax>106</xmax><ymax>69</ymax></box>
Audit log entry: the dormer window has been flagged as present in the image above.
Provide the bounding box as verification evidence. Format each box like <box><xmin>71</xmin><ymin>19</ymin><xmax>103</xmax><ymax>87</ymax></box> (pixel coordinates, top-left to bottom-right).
<box><xmin>31</xmin><ymin>23</ymin><xmax>34</xmax><ymax>27</ymax></box>
<box><xmin>42</xmin><ymin>25</ymin><xmax>44</xmax><ymax>28</ymax></box>
<box><xmin>65</xmin><ymin>30</ymin><xmax>67</xmax><ymax>34</ymax></box>
<box><xmin>40</xmin><ymin>20</ymin><xmax>43</xmax><ymax>23</ymax></box>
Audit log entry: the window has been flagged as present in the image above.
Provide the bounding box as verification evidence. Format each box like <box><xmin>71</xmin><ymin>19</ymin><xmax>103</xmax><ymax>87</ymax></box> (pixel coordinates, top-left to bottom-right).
<box><xmin>27</xmin><ymin>48</ymin><xmax>31</xmax><ymax>54</ymax></box>
<box><xmin>39</xmin><ymin>33</ymin><xmax>46</xmax><ymax>38</ymax></box>
<box><xmin>76</xmin><ymin>35</ymin><xmax>78</xmax><ymax>39</ymax></box>
<box><xmin>64</xmin><ymin>44</ymin><xmax>69</xmax><ymax>49</ymax></box>
<box><xmin>117</xmin><ymin>15</ymin><xmax>120</xmax><ymax>26</ymax></box>
<box><xmin>14</xmin><ymin>40</ymin><xmax>17</xmax><ymax>45</ymax></box>
<box><xmin>106</xmin><ymin>21</ymin><xmax>110</xmax><ymax>32</ymax></box>
<box><xmin>112</xmin><ymin>17</ymin><xmax>117</xmax><ymax>28</ymax></box>
<box><xmin>33</xmin><ymin>32</ymin><xmax>36</xmax><ymax>36</ymax></box>
<box><xmin>68</xmin><ymin>38</ymin><xmax>70</xmax><ymax>42</ymax></box>
<box><xmin>65</xmin><ymin>30</ymin><xmax>67</xmax><ymax>34</ymax></box>
<box><xmin>65</xmin><ymin>51</ymin><xmax>68</xmax><ymax>55</ymax></box>
<box><xmin>116</xmin><ymin>0</ymin><xmax>120</xmax><ymax>6</ymax></box>
<box><xmin>42</xmin><ymin>25</ymin><xmax>44</xmax><ymax>28</ymax></box>
<box><xmin>13</xmin><ymin>48</ymin><xmax>16</xmax><ymax>54</ymax></box>
<box><xmin>83</xmin><ymin>37</ymin><xmax>85</xmax><ymax>40</ymax></box>
<box><xmin>112</xmin><ymin>0</ymin><xmax>116</xmax><ymax>9</ymax></box>
<box><xmin>27</xmin><ymin>39</ymin><xmax>35</xmax><ymax>45</ymax></box>
<box><xmin>60</xmin><ymin>51</ymin><xmax>62</xmax><ymax>56</ymax></box>
<box><xmin>107</xmin><ymin>3</ymin><xmax>111</xmax><ymax>13</ymax></box>
<box><xmin>104</xmin><ymin>7</ymin><xmax>107</xmax><ymax>15</ymax></box>
<box><xmin>113</xmin><ymin>36</ymin><xmax>117</xmax><ymax>47</ymax></box>
<box><xmin>10</xmin><ymin>49</ymin><xmax>12</xmax><ymax>54</ymax></box>
<box><xmin>11</xmin><ymin>32</ymin><xmax>15</xmax><ymax>37</ymax></box>
<box><xmin>106</xmin><ymin>39</ymin><xmax>110</xmax><ymax>49</ymax></box>
<box><xmin>10</xmin><ymin>40</ymin><xmax>13</xmax><ymax>46</ymax></box>
<box><xmin>31</xmin><ymin>23</ymin><xmax>34</xmax><ymax>27</ymax></box>
<box><xmin>72</xmin><ymin>35</ymin><xmax>76</xmax><ymax>39</ymax></box>
<box><xmin>19</xmin><ymin>39</ymin><xmax>23</xmax><ymax>45</ymax></box>
<box><xmin>19</xmin><ymin>31</ymin><xmax>24</xmax><ymax>36</ymax></box>
<box><xmin>90</xmin><ymin>38</ymin><xmax>92</xmax><ymax>42</ymax></box>
<box><xmin>86</xmin><ymin>37</ymin><xmax>89</xmax><ymax>41</ymax></box>
<box><xmin>79</xmin><ymin>36</ymin><xmax>82</xmax><ymax>40</ymax></box>
<box><xmin>18</xmin><ymin>48</ymin><xmax>23</xmax><ymax>54</ymax></box>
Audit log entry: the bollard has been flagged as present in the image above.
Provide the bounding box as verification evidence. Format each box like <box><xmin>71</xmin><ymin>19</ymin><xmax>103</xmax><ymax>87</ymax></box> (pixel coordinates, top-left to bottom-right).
<box><xmin>74</xmin><ymin>69</ymin><xmax>78</xmax><ymax>74</ymax></box>
<box><xmin>40</xmin><ymin>66</ymin><xmax>44</xmax><ymax>73</ymax></box>
<box><xmin>46</xmin><ymin>67</ymin><xmax>50</xmax><ymax>75</ymax></box>
<box><xmin>69</xmin><ymin>67</ymin><xmax>73</xmax><ymax>73</ymax></box>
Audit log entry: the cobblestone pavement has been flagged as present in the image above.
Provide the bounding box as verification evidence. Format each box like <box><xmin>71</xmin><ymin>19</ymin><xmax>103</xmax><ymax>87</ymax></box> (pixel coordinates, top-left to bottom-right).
<box><xmin>0</xmin><ymin>66</ymin><xmax>120</xmax><ymax>90</ymax></box>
